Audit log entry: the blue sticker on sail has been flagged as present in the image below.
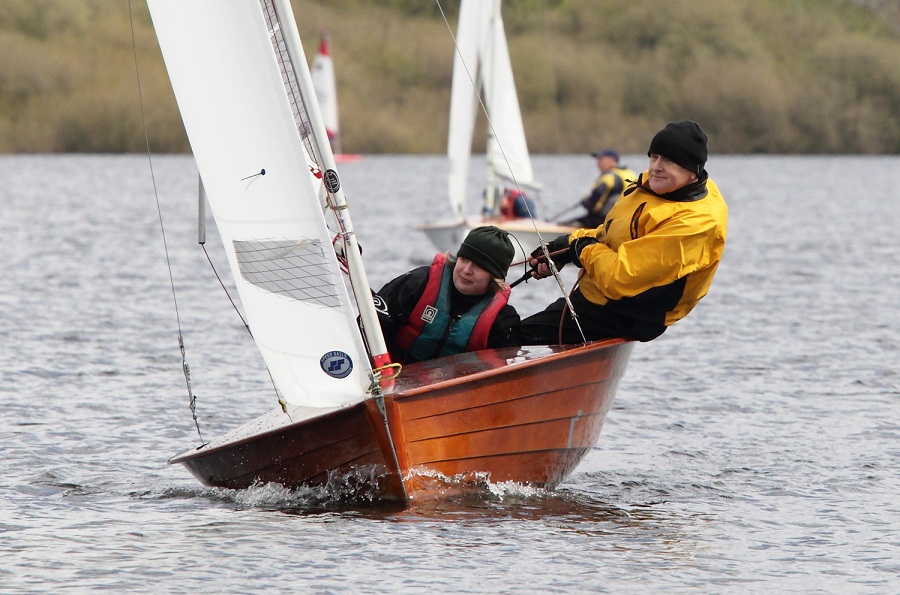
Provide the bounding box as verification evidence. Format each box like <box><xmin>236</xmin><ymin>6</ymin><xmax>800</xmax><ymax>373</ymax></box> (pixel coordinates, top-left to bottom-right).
<box><xmin>320</xmin><ymin>351</ymin><xmax>353</xmax><ymax>379</ymax></box>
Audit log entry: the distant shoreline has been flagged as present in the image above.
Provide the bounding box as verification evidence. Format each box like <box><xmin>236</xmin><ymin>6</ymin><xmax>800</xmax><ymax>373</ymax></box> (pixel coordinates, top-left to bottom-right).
<box><xmin>1</xmin><ymin>0</ymin><xmax>899</xmax><ymax>155</ymax></box>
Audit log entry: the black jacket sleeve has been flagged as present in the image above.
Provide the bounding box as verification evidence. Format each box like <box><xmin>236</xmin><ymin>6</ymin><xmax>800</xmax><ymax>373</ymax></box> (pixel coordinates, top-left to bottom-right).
<box><xmin>374</xmin><ymin>266</ymin><xmax>430</xmax><ymax>351</ymax></box>
<box><xmin>486</xmin><ymin>304</ymin><xmax>522</xmax><ymax>348</ymax></box>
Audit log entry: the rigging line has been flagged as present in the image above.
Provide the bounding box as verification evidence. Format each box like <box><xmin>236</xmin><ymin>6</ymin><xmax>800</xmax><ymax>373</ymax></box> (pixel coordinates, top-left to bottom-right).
<box><xmin>128</xmin><ymin>0</ymin><xmax>204</xmax><ymax>444</ymax></box>
<box><xmin>201</xmin><ymin>244</ymin><xmax>250</xmax><ymax>333</ymax></box>
<box><xmin>198</xmin><ymin>244</ymin><xmax>289</xmax><ymax>415</ymax></box>
<box><xmin>200</xmin><ymin>256</ymin><xmax>289</xmax><ymax>415</ymax></box>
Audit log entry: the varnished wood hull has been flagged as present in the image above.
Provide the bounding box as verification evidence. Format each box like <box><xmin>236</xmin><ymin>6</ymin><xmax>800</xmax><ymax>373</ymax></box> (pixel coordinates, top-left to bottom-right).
<box><xmin>169</xmin><ymin>401</ymin><xmax>406</xmax><ymax>501</ymax></box>
<box><xmin>170</xmin><ymin>340</ymin><xmax>633</xmax><ymax>505</ymax></box>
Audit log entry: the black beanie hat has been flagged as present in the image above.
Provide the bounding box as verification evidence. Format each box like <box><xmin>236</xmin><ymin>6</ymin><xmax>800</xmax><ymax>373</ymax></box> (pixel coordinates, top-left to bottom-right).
<box><xmin>456</xmin><ymin>225</ymin><xmax>514</xmax><ymax>279</ymax></box>
<box><xmin>647</xmin><ymin>120</ymin><xmax>708</xmax><ymax>176</ymax></box>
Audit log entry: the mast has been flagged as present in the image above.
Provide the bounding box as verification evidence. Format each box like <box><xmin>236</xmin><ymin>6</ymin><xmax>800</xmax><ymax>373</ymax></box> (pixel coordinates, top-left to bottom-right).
<box><xmin>484</xmin><ymin>0</ymin><xmax>500</xmax><ymax>216</ymax></box>
<box><xmin>270</xmin><ymin>0</ymin><xmax>392</xmax><ymax>372</ymax></box>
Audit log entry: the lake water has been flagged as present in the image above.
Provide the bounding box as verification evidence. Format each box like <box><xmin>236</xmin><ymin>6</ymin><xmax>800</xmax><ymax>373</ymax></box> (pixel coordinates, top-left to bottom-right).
<box><xmin>1</xmin><ymin>153</ymin><xmax>898</xmax><ymax>593</ymax></box>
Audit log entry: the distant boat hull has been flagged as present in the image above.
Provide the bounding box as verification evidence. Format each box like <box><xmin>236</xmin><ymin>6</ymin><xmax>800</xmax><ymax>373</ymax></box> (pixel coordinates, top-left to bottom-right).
<box><xmin>170</xmin><ymin>340</ymin><xmax>633</xmax><ymax>505</ymax></box>
<box><xmin>417</xmin><ymin>218</ymin><xmax>576</xmax><ymax>263</ymax></box>
<box><xmin>334</xmin><ymin>153</ymin><xmax>363</xmax><ymax>164</ymax></box>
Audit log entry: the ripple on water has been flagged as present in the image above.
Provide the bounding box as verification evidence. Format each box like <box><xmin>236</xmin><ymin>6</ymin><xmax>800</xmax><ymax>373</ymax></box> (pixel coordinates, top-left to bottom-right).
<box><xmin>2</xmin><ymin>155</ymin><xmax>900</xmax><ymax>592</ymax></box>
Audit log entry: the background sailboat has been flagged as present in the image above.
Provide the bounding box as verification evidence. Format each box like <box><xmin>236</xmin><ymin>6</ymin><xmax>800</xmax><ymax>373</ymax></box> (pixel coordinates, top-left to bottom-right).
<box><xmin>417</xmin><ymin>0</ymin><xmax>574</xmax><ymax>261</ymax></box>
<box><xmin>148</xmin><ymin>0</ymin><xmax>632</xmax><ymax>506</ymax></box>
<box><xmin>311</xmin><ymin>30</ymin><xmax>362</xmax><ymax>164</ymax></box>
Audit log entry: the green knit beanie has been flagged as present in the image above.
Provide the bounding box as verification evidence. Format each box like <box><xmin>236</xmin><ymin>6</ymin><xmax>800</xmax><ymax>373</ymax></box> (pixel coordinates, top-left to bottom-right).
<box><xmin>457</xmin><ymin>226</ymin><xmax>514</xmax><ymax>279</ymax></box>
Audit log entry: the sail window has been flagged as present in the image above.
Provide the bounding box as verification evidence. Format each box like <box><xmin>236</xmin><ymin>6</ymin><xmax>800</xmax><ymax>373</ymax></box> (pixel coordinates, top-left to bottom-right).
<box><xmin>234</xmin><ymin>239</ymin><xmax>341</xmax><ymax>307</ymax></box>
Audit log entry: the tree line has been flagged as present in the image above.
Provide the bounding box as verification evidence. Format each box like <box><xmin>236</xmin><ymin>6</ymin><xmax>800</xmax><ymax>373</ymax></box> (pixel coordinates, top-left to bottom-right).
<box><xmin>1</xmin><ymin>0</ymin><xmax>899</xmax><ymax>154</ymax></box>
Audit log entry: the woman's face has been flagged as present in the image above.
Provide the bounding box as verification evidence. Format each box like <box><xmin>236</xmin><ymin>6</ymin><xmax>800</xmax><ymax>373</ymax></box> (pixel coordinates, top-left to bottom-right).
<box><xmin>452</xmin><ymin>257</ymin><xmax>492</xmax><ymax>296</ymax></box>
<box><xmin>647</xmin><ymin>154</ymin><xmax>698</xmax><ymax>194</ymax></box>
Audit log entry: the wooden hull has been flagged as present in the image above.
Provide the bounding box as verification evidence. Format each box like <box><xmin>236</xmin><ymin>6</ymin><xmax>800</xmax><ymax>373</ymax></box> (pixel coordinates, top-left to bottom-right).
<box><xmin>170</xmin><ymin>340</ymin><xmax>633</xmax><ymax>505</ymax></box>
<box><xmin>169</xmin><ymin>402</ymin><xmax>407</xmax><ymax>502</ymax></box>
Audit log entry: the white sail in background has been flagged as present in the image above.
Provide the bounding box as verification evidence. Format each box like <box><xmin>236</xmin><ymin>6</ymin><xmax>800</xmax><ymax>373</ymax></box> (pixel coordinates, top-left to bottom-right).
<box><xmin>148</xmin><ymin>0</ymin><xmax>372</xmax><ymax>408</ymax></box>
<box><xmin>311</xmin><ymin>32</ymin><xmax>341</xmax><ymax>154</ymax></box>
<box><xmin>447</xmin><ymin>0</ymin><xmax>536</xmax><ymax>219</ymax></box>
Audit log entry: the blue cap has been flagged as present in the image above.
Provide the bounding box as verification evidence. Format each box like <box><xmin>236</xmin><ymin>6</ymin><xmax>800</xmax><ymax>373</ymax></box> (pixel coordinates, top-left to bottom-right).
<box><xmin>591</xmin><ymin>149</ymin><xmax>619</xmax><ymax>161</ymax></box>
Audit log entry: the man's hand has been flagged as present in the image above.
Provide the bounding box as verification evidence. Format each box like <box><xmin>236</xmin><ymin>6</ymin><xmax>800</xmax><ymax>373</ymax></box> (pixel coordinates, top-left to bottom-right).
<box><xmin>528</xmin><ymin>234</ymin><xmax>571</xmax><ymax>278</ymax></box>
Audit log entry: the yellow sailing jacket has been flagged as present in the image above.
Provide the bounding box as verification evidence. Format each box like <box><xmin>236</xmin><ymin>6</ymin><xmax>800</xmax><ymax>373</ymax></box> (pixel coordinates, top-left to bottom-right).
<box><xmin>570</xmin><ymin>171</ymin><xmax>728</xmax><ymax>326</ymax></box>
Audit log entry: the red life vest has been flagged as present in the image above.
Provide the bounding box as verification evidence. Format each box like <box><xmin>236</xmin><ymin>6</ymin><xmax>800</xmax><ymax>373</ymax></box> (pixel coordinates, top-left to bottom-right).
<box><xmin>393</xmin><ymin>253</ymin><xmax>511</xmax><ymax>362</ymax></box>
<box><xmin>499</xmin><ymin>189</ymin><xmax>523</xmax><ymax>219</ymax></box>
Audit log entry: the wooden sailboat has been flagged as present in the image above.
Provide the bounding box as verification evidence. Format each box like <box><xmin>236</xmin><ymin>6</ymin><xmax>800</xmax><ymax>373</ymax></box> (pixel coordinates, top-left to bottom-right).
<box><xmin>148</xmin><ymin>0</ymin><xmax>632</xmax><ymax>506</ymax></box>
<box><xmin>417</xmin><ymin>0</ymin><xmax>574</xmax><ymax>261</ymax></box>
<box><xmin>311</xmin><ymin>30</ymin><xmax>361</xmax><ymax>164</ymax></box>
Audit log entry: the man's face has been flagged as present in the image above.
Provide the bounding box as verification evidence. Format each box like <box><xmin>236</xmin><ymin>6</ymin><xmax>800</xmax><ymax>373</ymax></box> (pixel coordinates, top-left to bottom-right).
<box><xmin>647</xmin><ymin>154</ymin><xmax>698</xmax><ymax>194</ymax></box>
<box><xmin>597</xmin><ymin>156</ymin><xmax>617</xmax><ymax>171</ymax></box>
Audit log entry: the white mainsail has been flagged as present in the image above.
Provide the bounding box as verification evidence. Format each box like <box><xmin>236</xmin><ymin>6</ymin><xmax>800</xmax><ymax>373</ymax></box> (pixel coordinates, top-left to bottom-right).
<box><xmin>311</xmin><ymin>32</ymin><xmax>341</xmax><ymax>154</ymax></box>
<box><xmin>148</xmin><ymin>0</ymin><xmax>374</xmax><ymax>408</ymax></box>
<box><xmin>447</xmin><ymin>0</ymin><xmax>536</xmax><ymax>219</ymax></box>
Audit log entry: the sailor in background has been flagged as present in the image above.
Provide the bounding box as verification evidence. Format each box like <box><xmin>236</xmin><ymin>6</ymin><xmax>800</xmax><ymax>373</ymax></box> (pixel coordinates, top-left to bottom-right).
<box><xmin>498</xmin><ymin>187</ymin><xmax>537</xmax><ymax>219</ymax></box>
<box><xmin>564</xmin><ymin>149</ymin><xmax>636</xmax><ymax>229</ymax></box>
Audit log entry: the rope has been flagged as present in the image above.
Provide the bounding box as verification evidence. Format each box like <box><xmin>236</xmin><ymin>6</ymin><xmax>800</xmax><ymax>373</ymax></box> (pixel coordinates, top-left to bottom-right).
<box><xmin>200</xmin><ymin>217</ymin><xmax>289</xmax><ymax>415</ymax></box>
<box><xmin>128</xmin><ymin>0</ymin><xmax>204</xmax><ymax>443</ymax></box>
<box><xmin>373</xmin><ymin>362</ymin><xmax>403</xmax><ymax>382</ymax></box>
<box><xmin>201</xmin><ymin>244</ymin><xmax>250</xmax><ymax>333</ymax></box>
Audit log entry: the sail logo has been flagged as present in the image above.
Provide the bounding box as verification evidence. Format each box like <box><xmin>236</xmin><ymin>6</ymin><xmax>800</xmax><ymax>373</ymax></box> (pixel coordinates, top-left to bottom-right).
<box><xmin>320</xmin><ymin>351</ymin><xmax>353</xmax><ymax>379</ymax></box>
<box><xmin>324</xmin><ymin>169</ymin><xmax>341</xmax><ymax>193</ymax></box>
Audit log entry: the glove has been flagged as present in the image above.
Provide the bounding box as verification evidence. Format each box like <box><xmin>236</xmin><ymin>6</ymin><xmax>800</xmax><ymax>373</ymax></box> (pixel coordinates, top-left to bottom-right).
<box><xmin>530</xmin><ymin>234</ymin><xmax>572</xmax><ymax>269</ymax></box>
<box><xmin>570</xmin><ymin>236</ymin><xmax>599</xmax><ymax>268</ymax></box>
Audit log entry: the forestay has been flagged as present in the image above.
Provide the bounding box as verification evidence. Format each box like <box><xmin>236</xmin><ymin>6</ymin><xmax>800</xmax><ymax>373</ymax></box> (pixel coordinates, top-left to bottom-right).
<box><xmin>447</xmin><ymin>0</ymin><xmax>536</xmax><ymax>218</ymax></box>
<box><xmin>148</xmin><ymin>0</ymin><xmax>372</xmax><ymax>408</ymax></box>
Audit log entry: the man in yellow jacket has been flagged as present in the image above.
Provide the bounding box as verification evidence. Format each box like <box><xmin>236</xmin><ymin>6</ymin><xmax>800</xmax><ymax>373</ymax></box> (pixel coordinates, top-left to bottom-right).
<box><xmin>521</xmin><ymin>120</ymin><xmax>728</xmax><ymax>344</ymax></box>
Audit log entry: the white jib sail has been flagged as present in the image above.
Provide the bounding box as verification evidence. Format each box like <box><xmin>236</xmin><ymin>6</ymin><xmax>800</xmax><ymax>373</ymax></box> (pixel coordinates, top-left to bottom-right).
<box><xmin>148</xmin><ymin>0</ymin><xmax>372</xmax><ymax>408</ymax></box>
<box><xmin>447</xmin><ymin>0</ymin><xmax>536</xmax><ymax>218</ymax></box>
